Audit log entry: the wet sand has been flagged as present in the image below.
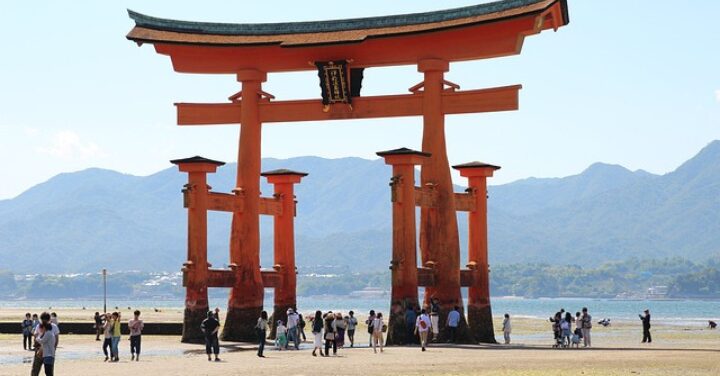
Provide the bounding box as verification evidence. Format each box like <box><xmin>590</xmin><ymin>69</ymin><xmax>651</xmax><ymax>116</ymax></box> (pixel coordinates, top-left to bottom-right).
<box><xmin>1</xmin><ymin>309</ymin><xmax>718</xmax><ymax>376</ymax></box>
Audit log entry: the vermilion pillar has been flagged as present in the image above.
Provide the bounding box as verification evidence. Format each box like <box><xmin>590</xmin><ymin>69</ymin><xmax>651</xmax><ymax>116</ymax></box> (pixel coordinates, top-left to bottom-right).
<box><xmin>171</xmin><ymin>156</ymin><xmax>225</xmax><ymax>343</ymax></box>
<box><xmin>262</xmin><ymin>169</ymin><xmax>307</xmax><ymax>339</ymax></box>
<box><xmin>453</xmin><ymin>161</ymin><xmax>500</xmax><ymax>344</ymax></box>
<box><xmin>417</xmin><ymin>59</ymin><xmax>471</xmax><ymax>343</ymax></box>
<box><xmin>224</xmin><ymin>69</ymin><xmax>267</xmax><ymax>341</ymax></box>
<box><xmin>377</xmin><ymin>148</ymin><xmax>430</xmax><ymax>345</ymax></box>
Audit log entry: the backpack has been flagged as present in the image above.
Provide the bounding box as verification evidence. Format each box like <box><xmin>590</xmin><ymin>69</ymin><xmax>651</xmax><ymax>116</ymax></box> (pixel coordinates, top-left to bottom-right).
<box><xmin>419</xmin><ymin>320</ymin><xmax>427</xmax><ymax>329</ymax></box>
<box><xmin>560</xmin><ymin>320</ymin><xmax>569</xmax><ymax>330</ymax></box>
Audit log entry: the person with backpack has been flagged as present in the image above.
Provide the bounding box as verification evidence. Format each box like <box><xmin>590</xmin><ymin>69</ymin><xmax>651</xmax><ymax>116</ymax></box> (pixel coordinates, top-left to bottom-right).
<box><xmin>311</xmin><ymin>310</ymin><xmax>324</xmax><ymax>357</ymax></box>
<box><xmin>415</xmin><ymin>309</ymin><xmax>432</xmax><ymax>351</ymax></box>
<box><xmin>581</xmin><ymin>307</ymin><xmax>592</xmax><ymax>347</ymax></box>
<box><xmin>366</xmin><ymin>310</ymin><xmax>376</xmax><ymax>347</ymax></box>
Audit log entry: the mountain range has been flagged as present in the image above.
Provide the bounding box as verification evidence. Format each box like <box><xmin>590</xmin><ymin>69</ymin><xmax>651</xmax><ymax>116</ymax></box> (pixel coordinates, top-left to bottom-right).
<box><xmin>1</xmin><ymin>141</ymin><xmax>719</xmax><ymax>273</ymax></box>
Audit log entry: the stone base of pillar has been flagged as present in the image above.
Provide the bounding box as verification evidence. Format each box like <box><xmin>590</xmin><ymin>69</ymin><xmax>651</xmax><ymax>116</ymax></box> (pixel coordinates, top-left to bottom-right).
<box><xmin>182</xmin><ymin>307</ymin><xmax>209</xmax><ymax>343</ymax></box>
<box><xmin>386</xmin><ymin>298</ymin><xmax>419</xmax><ymax>345</ymax></box>
<box><xmin>468</xmin><ymin>304</ymin><xmax>497</xmax><ymax>344</ymax></box>
<box><xmin>221</xmin><ymin>306</ymin><xmax>261</xmax><ymax>342</ymax></box>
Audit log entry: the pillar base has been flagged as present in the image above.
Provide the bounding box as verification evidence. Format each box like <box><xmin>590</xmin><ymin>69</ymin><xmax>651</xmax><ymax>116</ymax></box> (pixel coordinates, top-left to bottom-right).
<box><xmin>221</xmin><ymin>306</ymin><xmax>261</xmax><ymax>342</ymax></box>
<box><xmin>386</xmin><ymin>298</ymin><xmax>419</xmax><ymax>346</ymax></box>
<box><xmin>182</xmin><ymin>307</ymin><xmax>209</xmax><ymax>344</ymax></box>
<box><xmin>468</xmin><ymin>304</ymin><xmax>497</xmax><ymax>344</ymax></box>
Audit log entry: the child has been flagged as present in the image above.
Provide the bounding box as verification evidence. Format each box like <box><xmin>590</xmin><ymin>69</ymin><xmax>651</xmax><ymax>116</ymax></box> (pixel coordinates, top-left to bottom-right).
<box><xmin>275</xmin><ymin>320</ymin><xmax>288</xmax><ymax>350</ymax></box>
<box><xmin>502</xmin><ymin>313</ymin><xmax>511</xmax><ymax>344</ymax></box>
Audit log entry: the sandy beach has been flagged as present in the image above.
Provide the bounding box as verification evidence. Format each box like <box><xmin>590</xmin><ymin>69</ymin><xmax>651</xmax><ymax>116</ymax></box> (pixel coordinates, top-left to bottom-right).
<box><xmin>1</xmin><ymin>308</ymin><xmax>718</xmax><ymax>376</ymax></box>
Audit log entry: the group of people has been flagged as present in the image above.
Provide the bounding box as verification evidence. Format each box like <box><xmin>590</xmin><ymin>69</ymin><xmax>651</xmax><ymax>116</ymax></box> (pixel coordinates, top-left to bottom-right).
<box><xmin>93</xmin><ymin>310</ymin><xmax>145</xmax><ymax>362</ymax></box>
<box><xmin>20</xmin><ymin>311</ymin><xmax>59</xmax><ymax>376</ymax></box>
<box><xmin>550</xmin><ymin>307</ymin><xmax>593</xmax><ymax>348</ymax></box>
<box><xmin>401</xmin><ymin>302</ymin><xmax>465</xmax><ymax>347</ymax></box>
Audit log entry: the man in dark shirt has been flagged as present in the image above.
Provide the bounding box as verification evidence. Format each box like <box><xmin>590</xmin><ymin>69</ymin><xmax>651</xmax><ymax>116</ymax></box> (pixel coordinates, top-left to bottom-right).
<box><xmin>639</xmin><ymin>309</ymin><xmax>651</xmax><ymax>343</ymax></box>
<box><xmin>201</xmin><ymin>311</ymin><xmax>221</xmax><ymax>361</ymax></box>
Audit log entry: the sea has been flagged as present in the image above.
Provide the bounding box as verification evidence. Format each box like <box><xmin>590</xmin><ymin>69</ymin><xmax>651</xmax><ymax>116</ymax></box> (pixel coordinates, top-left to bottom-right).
<box><xmin>2</xmin><ymin>297</ymin><xmax>718</xmax><ymax>326</ymax></box>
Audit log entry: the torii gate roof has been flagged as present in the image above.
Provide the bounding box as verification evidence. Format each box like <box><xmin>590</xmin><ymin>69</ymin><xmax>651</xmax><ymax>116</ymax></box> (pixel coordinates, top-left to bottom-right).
<box><xmin>126</xmin><ymin>0</ymin><xmax>568</xmax><ymax>73</ymax></box>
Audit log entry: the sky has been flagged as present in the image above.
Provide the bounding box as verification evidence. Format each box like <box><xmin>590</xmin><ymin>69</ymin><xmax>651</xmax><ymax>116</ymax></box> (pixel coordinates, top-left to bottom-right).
<box><xmin>1</xmin><ymin>0</ymin><xmax>719</xmax><ymax>199</ymax></box>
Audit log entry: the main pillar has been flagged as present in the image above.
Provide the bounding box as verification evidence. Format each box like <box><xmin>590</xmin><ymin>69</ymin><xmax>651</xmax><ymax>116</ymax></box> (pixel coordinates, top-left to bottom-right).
<box><xmin>171</xmin><ymin>156</ymin><xmax>225</xmax><ymax>343</ymax></box>
<box><xmin>454</xmin><ymin>161</ymin><xmax>500</xmax><ymax>344</ymax></box>
<box><xmin>377</xmin><ymin>148</ymin><xmax>430</xmax><ymax>345</ymax></box>
<box><xmin>224</xmin><ymin>69</ymin><xmax>267</xmax><ymax>341</ymax></box>
<box><xmin>262</xmin><ymin>169</ymin><xmax>307</xmax><ymax>339</ymax></box>
<box><xmin>417</xmin><ymin>59</ymin><xmax>472</xmax><ymax>343</ymax></box>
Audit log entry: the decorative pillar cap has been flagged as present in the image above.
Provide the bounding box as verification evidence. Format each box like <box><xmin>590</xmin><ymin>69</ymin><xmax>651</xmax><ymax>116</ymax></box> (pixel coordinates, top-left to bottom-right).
<box><xmin>452</xmin><ymin>161</ymin><xmax>501</xmax><ymax>177</ymax></box>
<box><xmin>377</xmin><ymin>147</ymin><xmax>431</xmax><ymax>165</ymax></box>
<box><xmin>170</xmin><ymin>156</ymin><xmax>225</xmax><ymax>173</ymax></box>
<box><xmin>261</xmin><ymin>169</ymin><xmax>308</xmax><ymax>184</ymax></box>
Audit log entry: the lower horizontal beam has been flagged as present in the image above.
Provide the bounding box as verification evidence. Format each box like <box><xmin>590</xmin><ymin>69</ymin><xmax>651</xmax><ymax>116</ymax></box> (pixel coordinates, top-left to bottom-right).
<box><xmin>184</xmin><ymin>268</ymin><xmax>282</xmax><ymax>288</ymax></box>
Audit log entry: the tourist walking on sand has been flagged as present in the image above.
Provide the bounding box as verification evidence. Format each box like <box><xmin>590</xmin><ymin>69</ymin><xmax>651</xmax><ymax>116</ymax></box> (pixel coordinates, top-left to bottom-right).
<box><xmin>580</xmin><ymin>307</ymin><xmax>592</xmax><ymax>347</ymax></box>
<box><xmin>93</xmin><ymin>312</ymin><xmax>103</xmax><ymax>341</ymax></box>
<box><xmin>110</xmin><ymin>312</ymin><xmax>122</xmax><ymax>362</ymax></box>
<box><xmin>366</xmin><ymin>310</ymin><xmax>376</xmax><ymax>347</ymax></box>
<box><xmin>298</xmin><ymin>313</ymin><xmax>307</xmax><ymax>342</ymax></box>
<box><xmin>446</xmin><ymin>306</ymin><xmax>461</xmax><ymax>343</ymax></box>
<box><xmin>256</xmin><ymin>311</ymin><xmax>268</xmax><ymax>357</ymax></box>
<box><xmin>286</xmin><ymin>308</ymin><xmax>300</xmax><ymax>350</ymax></box>
<box><xmin>372</xmin><ymin>312</ymin><xmax>385</xmax><ymax>353</ymax></box>
<box><xmin>347</xmin><ymin>311</ymin><xmax>358</xmax><ymax>347</ymax></box>
<box><xmin>324</xmin><ymin>312</ymin><xmax>337</xmax><ymax>356</ymax></box>
<box><xmin>405</xmin><ymin>304</ymin><xmax>417</xmax><ymax>344</ymax></box>
<box><xmin>32</xmin><ymin>312</ymin><xmax>59</xmax><ymax>376</ymax></box>
<box><xmin>36</xmin><ymin>317</ymin><xmax>57</xmax><ymax>376</ymax></box>
<box><xmin>128</xmin><ymin>310</ymin><xmax>144</xmax><ymax>361</ymax></box>
<box><xmin>415</xmin><ymin>309</ymin><xmax>432</xmax><ymax>351</ymax></box>
<box><xmin>200</xmin><ymin>311</ymin><xmax>221</xmax><ymax>362</ymax></box>
<box><xmin>102</xmin><ymin>314</ymin><xmax>113</xmax><ymax>361</ymax></box>
<box><xmin>640</xmin><ymin>309</ymin><xmax>652</xmax><ymax>343</ymax></box>
<box><xmin>430</xmin><ymin>298</ymin><xmax>440</xmax><ymax>341</ymax></box>
<box><xmin>22</xmin><ymin>313</ymin><xmax>33</xmax><ymax>350</ymax></box>
<box><xmin>335</xmin><ymin>312</ymin><xmax>346</xmax><ymax>348</ymax></box>
<box><xmin>502</xmin><ymin>313</ymin><xmax>512</xmax><ymax>344</ymax></box>
<box><xmin>311</xmin><ymin>310</ymin><xmax>324</xmax><ymax>357</ymax></box>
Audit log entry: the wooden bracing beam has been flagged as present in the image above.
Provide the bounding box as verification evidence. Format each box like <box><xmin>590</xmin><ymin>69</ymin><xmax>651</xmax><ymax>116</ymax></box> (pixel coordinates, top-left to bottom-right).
<box><xmin>183</xmin><ymin>190</ymin><xmax>283</xmax><ymax>215</ymax></box>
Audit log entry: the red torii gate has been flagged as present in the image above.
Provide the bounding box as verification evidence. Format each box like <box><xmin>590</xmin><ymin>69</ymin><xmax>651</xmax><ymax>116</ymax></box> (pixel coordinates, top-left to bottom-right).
<box><xmin>126</xmin><ymin>0</ymin><xmax>568</xmax><ymax>343</ymax></box>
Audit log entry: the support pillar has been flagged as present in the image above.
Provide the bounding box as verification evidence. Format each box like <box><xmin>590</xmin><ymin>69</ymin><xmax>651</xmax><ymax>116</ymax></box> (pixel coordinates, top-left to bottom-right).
<box><xmin>171</xmin><ymin>156</ymin><xmax>225</xmax><ymax>343</ymax></box>
<box><xmin>417</xmin><ymin>59</ymin><xmax>472</xmax><ymax>343</ymax></box>
<box><xmin>377</xmin><ymin>148</ymin><xmax>430</xmax><ymax>345</ymax></box>
<box><xmin>453</xmin><ymin>161</ymin><xmax>500</xmax><ymax>344</ymax></box>
<box><xmin>262</xmin><ymin>169</ymin><xmax>308</xmax><ymax>339</ymax></box>
<box><xmin>224</xmin><ymin>69</ymin><xmax>267</xmax><ymax>341</ymax></box>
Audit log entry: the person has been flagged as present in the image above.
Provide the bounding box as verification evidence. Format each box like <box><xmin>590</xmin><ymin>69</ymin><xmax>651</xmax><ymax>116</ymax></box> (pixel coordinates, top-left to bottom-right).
<box><xmin>549</xmin><ymin>311</ymin><xmax>562</xmax><ymax>348</ymax></box>
<box><xmin>560</xmin><ymin>312</ymin><xmax>572</xmax><ymax>348</ymax></box>
<box><xmin>335</xmin><ymin>312</ymin><xmax>346</xmax><ymax>348</ymax></box>
<box><xmin>502</xmin><ymin>313</ymin><xmax>512</xmax><ymax>344</ymax></box>
<box><xmin>415</xmin><ymin>309</ymin><xmax>432</xmax><ymax>351</ymax></box>
<box><xmin>709</xmin><ymin>320</ymin><xmax>717</xmax><ymax>329</ymax></box>
<box><xmin>324</xmin><ymin>312</ymin><xmax>337</xmax><ymax>356</ymax></box>
<box><xmin>446</xmin><ymin>306</ymin><xmax>461</xmax><ymax>343</ymax></box>
<box><xmin>573</xmin><ymin>311</ymin><xmax>583</xmax><ymax>342</ymax></box>
<box><xmin>110</xmin><ymin>312</ymin><xmax>122</xmax><ymax>362</ymax></box>
<box><xmin>93</xmin><ymin>312</ymin><xmax>103</xmax><ymax>341</ymax></box>
<box><xmin>298</xmin><ymin>313</ymin><xmax>307</xmax><ymax>342</ymax></box>
<box><xmin>128</xmin><ymin>310</ymin><xmax>144</xmax><ymax>361</ymax></box>
<box><xmin>580</xmin><ymin>307</ymin><xmax>592</xmax><ymax>348</ymax></box>
<box><xmin>255</xmin><ymin>311</ymin><xmax>268</xmax><ymax>357</ymax></box>
<box><xmin>200</xmin><ymin>311</ymin><xmax>221</xmax><ymax>361</ymax></box>
<box><xmin>102</xmin><ymin>314</ymin><xmax>113</xmax><ymax>361</ymax></box>
<box><xmin>31</xmin><ymin>313</ymin><xmax>40</xmax><ymax>334</ymax></box>
<box><xmin>429</xmin><ymin>298</ymin><xmax>440</xmax><ymax>341</ymax></box>
<box><xmin>50</xmin><ymin>312</ymin><xmax>58</xmax><ymax>327</ymax></box>
<box><xmin>275</xmin><ymin>320</ymin><xmax>288</xmax><ymax>349</ymax></box>
<box><xmin>311</xmin><ymin>310</ymin><xmax>324</xmax><ymax>357</ymax></box>
<box><xmin>31</xmin><ymin>312</ymin><xmax>59</xmax><ymax>376</ymax></box>
<box><xmin>36</xmin><ymin>319</ymin><xmax>57</xmax><ymax>376</ymax></box>
<box><xmin>286</xmin><ymin>308</ymin><xmax>300</xmax><ymax>350</ymax></box>
<box><xmin>346</xmin><ymin>311</ymin><xmax>358</xmax><ymax>347</ymax></box>
<box><xmin>371</xmin><ymin>312</ymin><xmax>384</xmax><ymax>353</ymax></box>
<box><xmin>639</xmin><ymin>309</ymin><xmax>652</xmax><ymax>343</ymax></box>
<box><xmin>366</xmin><ymin>310</ymin><xmax>376</xmax><ymax>347</ymax></box>
<box><xmin>22</xmin><ymin>313</ymin><xmax>33</xmax><ymax>350</ymax></box>
<box><xmin>405</xmin><ymin>304</ymin><xmax>417</xmax><ymax>345</ymax></box>
<box><xmin>214</xmin><ymin>307</ymin><xmax>221</xmax><ymax>322</ymax></box>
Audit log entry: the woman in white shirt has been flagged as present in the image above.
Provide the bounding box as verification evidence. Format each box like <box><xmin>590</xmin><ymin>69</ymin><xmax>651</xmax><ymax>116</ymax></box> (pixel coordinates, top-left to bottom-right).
<box><xmin>372</xmin><ymin>312</ymin><xmax>384</xmax><ymax>353</ymax></box>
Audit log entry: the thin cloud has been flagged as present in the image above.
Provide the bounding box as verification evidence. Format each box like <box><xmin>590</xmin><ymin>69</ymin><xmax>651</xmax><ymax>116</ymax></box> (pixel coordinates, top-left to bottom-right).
<box><xmin>715</xmin><ymin>89</ymin><xmax>720</xmax><ymax>103</ymax></box>
<box><xmin>36</xmin><ymin>130</ymin><xmax>106</xmax><ymax>159</ymax></box>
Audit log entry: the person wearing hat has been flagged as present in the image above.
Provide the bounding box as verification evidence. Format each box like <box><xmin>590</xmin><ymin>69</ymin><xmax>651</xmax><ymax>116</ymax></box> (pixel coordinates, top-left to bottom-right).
<box><xmin>639</xmin><ymin>309</ymin><xmax>652</xmax><ymax>343</ymax></box>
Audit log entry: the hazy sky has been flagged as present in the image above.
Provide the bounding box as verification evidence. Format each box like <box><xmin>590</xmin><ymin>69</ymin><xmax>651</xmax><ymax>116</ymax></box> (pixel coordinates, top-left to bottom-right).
<box><xmin>1</xmin><ymin>1</ymin><xmax>719</xmax><ymax>199</ymax></box>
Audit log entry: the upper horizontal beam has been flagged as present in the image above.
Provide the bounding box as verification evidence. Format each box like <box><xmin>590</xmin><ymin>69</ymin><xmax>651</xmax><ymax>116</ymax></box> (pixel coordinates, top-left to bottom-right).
<box><xmin>176</xmin><ymin>85</ymin><xmax>521</xmax><ymax>125</ymax></box>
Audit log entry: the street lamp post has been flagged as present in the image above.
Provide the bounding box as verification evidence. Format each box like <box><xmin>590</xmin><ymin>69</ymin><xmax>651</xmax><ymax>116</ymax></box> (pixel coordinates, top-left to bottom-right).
<box><xmin>102</xmin><ymin>268</ymin><xmax>107</xmax><ymax>314</ymax></box>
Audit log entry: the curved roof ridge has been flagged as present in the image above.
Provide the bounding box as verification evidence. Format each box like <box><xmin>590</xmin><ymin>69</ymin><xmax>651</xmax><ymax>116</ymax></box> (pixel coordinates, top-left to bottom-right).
<box><xmin>128</xmin><ymin>0</ymin><xmax>561</xmax><ymax>36</ymax></box>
